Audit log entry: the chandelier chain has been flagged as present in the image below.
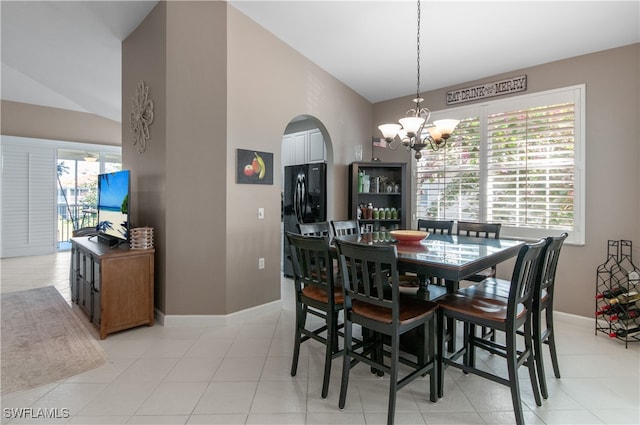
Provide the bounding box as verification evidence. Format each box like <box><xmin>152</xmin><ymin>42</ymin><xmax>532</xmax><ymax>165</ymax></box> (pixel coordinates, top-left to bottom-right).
<box><xmin>416</xmin><ymin>0</ymin><xmax>421</xmax><ymax>102</ymax></box>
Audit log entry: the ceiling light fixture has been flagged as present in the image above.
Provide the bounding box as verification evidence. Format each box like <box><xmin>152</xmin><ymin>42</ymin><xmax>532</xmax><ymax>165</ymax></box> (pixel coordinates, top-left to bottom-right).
<box><xmin>84</xmin><ymin>154</ymin><xmax>97</xmax><ymax>162</ymax></box>
<box><xmin>378</xmin><ymin>0</ymin><xmax>459</xmax><ymax>159</ymax></box>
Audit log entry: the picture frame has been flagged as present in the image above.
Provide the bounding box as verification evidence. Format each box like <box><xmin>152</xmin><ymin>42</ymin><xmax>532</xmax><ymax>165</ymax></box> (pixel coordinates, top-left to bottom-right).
<box><xmin>236</xmin><ymin>149</ymin><xmax>273</xmax><ymax>185</ymax></box>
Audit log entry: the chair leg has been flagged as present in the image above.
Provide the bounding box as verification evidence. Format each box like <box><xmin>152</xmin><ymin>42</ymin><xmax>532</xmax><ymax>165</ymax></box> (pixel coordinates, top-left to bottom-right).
<box><xmin>436</xmin><ymin>311</ymin><xmax>445</xmax><ymax>399</ymax></box>
<box><xmin>506</xmin><ymin>330</ymin><xmax>525</xmax><ymax>425</ymax></box>
<box><xmin>532</xmin><ymin>310</ymin><xmax>548</xmax><ymax>399</ymax></box>
<box><xmin>387</xmin><ymin>333</ymin><xmax>400</xmax><ymax>425</ymax></box>
<box><xmin>291</xmin><ymin>302</ymin><xmax>305</xmax><ymax>377</ymax></box>
<box><xmin>466</xmin><ymin>323</ymin><xmax>476</xmax><ymax>368</ymax></box>
<box><xmin>525</xmin><ymin>321</ymin><xmax>542</xmax><ymax>407</ymax></box>
<box><xmin>428</xmin><ymin>318</ymin><xmax>438</xmax><ymax>402</ymax></box>
<box><xmin>546</xmin><ymin>308</ymin><xmax>561</xmax><ymax>379</ymax></box>
<box><xmin>338</xmin><ymin>316</ymin><xmax>352</xmax><ymax>410</ymax></box>
<box><xmin>321</xmin><ymin>310</ymin><xmax>336</xmax><ymax>398</ymax></box>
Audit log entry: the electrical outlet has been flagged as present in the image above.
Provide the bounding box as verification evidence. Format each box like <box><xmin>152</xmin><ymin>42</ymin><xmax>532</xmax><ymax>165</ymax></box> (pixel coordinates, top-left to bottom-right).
<box><xmin>258</xmin><ymin>257</ymin><xmax>265</xmax><ymax>269</ymax></box>
<box><xmin>258</xmin><ymin>207</ymin><xmax>264</xmax><ymax>219</ymax></box>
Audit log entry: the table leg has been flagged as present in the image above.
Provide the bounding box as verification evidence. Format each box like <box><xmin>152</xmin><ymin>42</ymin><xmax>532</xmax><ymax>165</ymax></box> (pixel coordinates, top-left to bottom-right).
<box><xmin>445</xmin><ymin>279</ymin><xmax>459</xmax><ymax>353</ymax></box>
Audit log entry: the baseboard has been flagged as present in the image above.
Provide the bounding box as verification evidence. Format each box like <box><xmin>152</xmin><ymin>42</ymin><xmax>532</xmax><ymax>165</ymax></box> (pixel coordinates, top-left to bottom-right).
<box><xmin>155</xmin><ymin>299</ymin><xmax>282</xmax><ymax>327</ymax></box>
<box><xmin>554</xmin><ymin>310</ymin><xmax>592</xmax><ymax>328</ymax></box>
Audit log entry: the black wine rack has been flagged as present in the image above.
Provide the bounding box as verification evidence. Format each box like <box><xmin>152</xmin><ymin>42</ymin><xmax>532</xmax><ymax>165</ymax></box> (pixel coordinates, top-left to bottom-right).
<box><xmin>595</xmin><ymin>240</ymin><xmax>640</xmax><ymax>348</ymax></box>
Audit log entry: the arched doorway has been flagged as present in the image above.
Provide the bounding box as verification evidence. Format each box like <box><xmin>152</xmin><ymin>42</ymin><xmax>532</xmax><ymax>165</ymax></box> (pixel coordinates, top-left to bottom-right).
<box><xmin>280</xmin><ymin>115</ymin><xmax>333</xmax><ymax>277</ymax></box>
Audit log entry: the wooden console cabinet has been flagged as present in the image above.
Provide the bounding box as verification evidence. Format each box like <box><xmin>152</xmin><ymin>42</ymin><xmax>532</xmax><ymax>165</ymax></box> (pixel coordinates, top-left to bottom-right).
<box><xmin>70</xmin><ymin>237</ymin><xmax>154</xmax><ymax>339</ymax></box>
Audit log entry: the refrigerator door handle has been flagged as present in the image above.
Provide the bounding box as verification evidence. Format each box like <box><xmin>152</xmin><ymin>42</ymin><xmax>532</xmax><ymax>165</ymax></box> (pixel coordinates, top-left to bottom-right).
<box><xmin>296</xmin><ymin>174</ymin><xmax>308</xmax><ymax>223</ymax></box>
<box><xmin>294</xmin><ymin>175</ymin><xmax>304</xmax><ymax>223</ymax></box>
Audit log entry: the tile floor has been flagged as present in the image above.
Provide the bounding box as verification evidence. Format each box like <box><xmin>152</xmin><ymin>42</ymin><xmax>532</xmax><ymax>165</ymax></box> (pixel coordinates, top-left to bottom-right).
<box><xmin>1</xmin><ymin>252</ymin><xmax>639</xmax><ymax>425</ymax></box>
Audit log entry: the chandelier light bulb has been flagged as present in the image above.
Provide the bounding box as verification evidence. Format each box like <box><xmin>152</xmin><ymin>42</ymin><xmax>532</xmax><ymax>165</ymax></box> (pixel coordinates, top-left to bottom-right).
<box><xmin>398</xmin><ymin>116</ymin><xmax>425</xmax><ymax>137</ymax></box>
<box><xmin>434</xmin><ymin>119</ymin><xmax>460</xmax><ymax>139</ymax></box>
<box><xmin>378</xmin><ymin>124</ymin><xmax>401</xmax><ymax>142</ymax></box>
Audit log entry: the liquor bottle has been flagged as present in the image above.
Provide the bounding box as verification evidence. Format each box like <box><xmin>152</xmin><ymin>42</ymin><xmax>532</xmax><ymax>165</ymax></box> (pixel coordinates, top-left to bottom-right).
<box><xmin>610</xmin><ymin>308</ymin><xmax>640</xmax><ymax>321</ymax></box>
<box><xmin>608</xmin><ymin>292</ymin><xmax>640</xmax><ymax>305</ymax></box>
<box><xmin>609</xmin><ymin>326</ymin><xmax>640</xmax><ymax>338</ymax></box>
<box><xmin>595</xmin><ymin>303</ymin><xmax>625</xmax><ymax>317</ymax></box>
<box><xmin>595</xmin><ymin>286</ymin><xmax>628</xmax><ymax>299</ymax></box>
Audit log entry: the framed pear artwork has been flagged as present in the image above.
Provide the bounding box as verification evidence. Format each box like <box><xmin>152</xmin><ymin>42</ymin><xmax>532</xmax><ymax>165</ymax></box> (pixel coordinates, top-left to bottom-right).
<box><xmin>236</xmin><ymin>149</ymin><xmax>273</xmax><ymax>185</ymax></box>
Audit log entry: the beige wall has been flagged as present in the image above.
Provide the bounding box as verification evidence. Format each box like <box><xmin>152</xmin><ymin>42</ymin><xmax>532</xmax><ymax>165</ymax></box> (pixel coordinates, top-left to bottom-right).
<box><xmin>373</xmin><ymin>43</ymin><xmax>640</xmax><ymax>318</ymax></box>
<box><xmin>164</xmin><ymin>1</ymin><xmax>228</xmax><ymax>315</ymax></box>
<box><xmin>123</xmin><ymin>2</ymin><xmax>372</xmax><ymax>316</ymax></box>
<box><xmin>122</xmin><ymin>2</ymin><xmax>168</xmax><ymax>312</ymax></box>
<box><xmin>1</xmin><ymin>100</ymin><xmax>120</xmax><ymax>145</ymax></box>
<box><xmin>225</xmin><ymin>6</ymin><xmax>372</xmax><ymax>313</ymax></box>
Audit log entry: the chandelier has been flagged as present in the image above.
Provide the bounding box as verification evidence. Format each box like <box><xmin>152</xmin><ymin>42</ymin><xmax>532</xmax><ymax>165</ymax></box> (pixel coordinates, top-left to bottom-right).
<box><xmin>378</xmin><ymin>0</ymin><xmax>459</xmax><ymax>159</ymax></box>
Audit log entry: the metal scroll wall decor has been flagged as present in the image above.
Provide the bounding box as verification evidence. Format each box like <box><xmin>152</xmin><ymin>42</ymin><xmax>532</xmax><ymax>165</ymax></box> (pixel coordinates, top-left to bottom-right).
<box><xmin>130</xmin><ymin>80</ymin><xmax>154</xmax><ymax>154</ymax></box>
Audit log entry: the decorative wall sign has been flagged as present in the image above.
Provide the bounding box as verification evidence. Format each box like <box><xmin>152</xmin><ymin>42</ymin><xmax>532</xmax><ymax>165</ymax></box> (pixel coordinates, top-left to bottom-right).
<box><xmin>130</xmin><ymin>80</ymin><xmax>154</xmax><ymax>154</ymax></box>
<box><xmin>236</xmin><ymin>149</ymin><xmax>273</xmax><ymax>185</ymax></box>
<box><xmin>446</xmin><ymin>75</ymin><xmax>527</xmax><ymax>105</ymax></box>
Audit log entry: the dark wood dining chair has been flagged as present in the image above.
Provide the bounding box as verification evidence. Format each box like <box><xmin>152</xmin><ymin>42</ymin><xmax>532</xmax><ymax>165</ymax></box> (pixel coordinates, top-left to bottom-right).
<box><xmin>461</xmin><ymin>232</ymin><xmax>568</xmax><ymax>399</ymax></box>
<box><xmin>407</xmin><ymin>219</ymin><xmax>454</xmax><ymax>290</ymax></box>
<box><xmin>298</xmin><ymin>221</ymin><xmax>331</xmax><ymax>237</ymax></box>
<box><xmin>286</xmin><ymin>231</ymin><xmax>344</xmax><ymax>399</ymax></box>
<box><xmin>331</xmin><ymin>219</ymin><xmax>360</xmax><ymax>237</ymax></box>
<box><xmin>417</xmin><ymin>219</ymin><xmax>454</xmax><ymax>235</ymax></box>
<box><xmin>456</xmin><ymin>221</ymin><xmax>502</xmax><ymax>282</ymax></box>
<box><xmin>435</xmin><ymin>239</ymin><xmax>546</xmax><ymax>425</ymax></box>
<box><xmin>334</xmin><ymin>238</ymin><xmax>438</xmax><ymax>425</ymax></box>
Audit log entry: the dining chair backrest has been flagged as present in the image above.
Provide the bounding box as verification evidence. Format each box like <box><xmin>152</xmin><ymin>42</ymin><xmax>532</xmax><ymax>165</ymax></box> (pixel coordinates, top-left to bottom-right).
<box><xmin>507</xmin><ymin>239</ymin><xmax>546</xmax><ymax>327</ymax></box>
<box><xmin>298</xmin><ymin>221</ymin><xmax>331</xmax><ymax>238</ymax></box>
<box><xmin>536</xmin><ymin>232</ymin><xmax>568</xmax><ymax>309</ymax></box>
<box><xmin>286</xmin><ymin>231</ymin><xmax>336</xmax><ymax>299</ymax></box>
<box><xmin>331</xmin><ymin>220</ymin><xmax>360</xmax><ymax>237</ymax></box>
<box><xmin>334</xmin><ymin>238</ymin><xmax>400</xmax><ymax>323</ymax></box>
<box><xmin>456</xmin><ymin>221</ymin><xmax>501</xmax><ymax>239</ymax></box>
<box><xmin>417</xmin><ymin>219</ymin><xmax>454</xmax><ymax>235</ymax></box>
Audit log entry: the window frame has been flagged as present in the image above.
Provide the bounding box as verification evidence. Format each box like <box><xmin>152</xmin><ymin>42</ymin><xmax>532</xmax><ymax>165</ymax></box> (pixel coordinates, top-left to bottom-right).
<box><xmin>412</xmin><ymin>84</ymin><xmax>585</xmax><ymax>245</ymax></box>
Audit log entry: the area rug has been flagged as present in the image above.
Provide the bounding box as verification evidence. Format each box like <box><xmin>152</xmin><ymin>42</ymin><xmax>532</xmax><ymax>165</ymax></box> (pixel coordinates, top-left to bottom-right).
<box><xmin>1</xmin><ymin>286</ymin><xmax>106</xmax><ymax>395</ymax></box>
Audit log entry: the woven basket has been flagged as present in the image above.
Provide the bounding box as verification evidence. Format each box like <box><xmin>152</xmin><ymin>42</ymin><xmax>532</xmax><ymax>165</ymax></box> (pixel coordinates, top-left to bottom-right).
<box><xmin>130</xmin><ymin>227</ymin><xmax>154</xmax><ymax>250</ymax></box>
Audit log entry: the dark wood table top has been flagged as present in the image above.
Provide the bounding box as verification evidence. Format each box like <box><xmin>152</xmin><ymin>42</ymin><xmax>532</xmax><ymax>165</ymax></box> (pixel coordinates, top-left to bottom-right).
<box><xmin>334</xmin><ymin>232</ymin><xmax>524</xmax><ymax>284</ymax></box>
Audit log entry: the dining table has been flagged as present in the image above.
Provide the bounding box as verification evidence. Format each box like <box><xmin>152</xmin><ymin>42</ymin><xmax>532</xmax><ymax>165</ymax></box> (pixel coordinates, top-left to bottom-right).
<box><xmin>333</xmin><ymin>231</ymin><xmax>525</xmax><ymax>351</ymax></box>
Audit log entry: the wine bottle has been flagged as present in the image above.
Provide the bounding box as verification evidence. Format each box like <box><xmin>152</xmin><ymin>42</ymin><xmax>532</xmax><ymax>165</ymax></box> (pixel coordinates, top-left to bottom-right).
<box><xmin>610</xmin><ymin>308</ymin><xmax>640</xmax><ymax>321</ymax></box>
<box><xmin>609</xmin><ymin>326</ymin><xmax>640</xmax><ymax>338</ymax></box>
<box><xmin>595</xmin><ymin>303</ymin><xmax>625</xmax><ymax>316</ymax></box>
<box><xmin>608</xmin><ymin>292</ymin><xmax>640</xmax><ymax>305</ymax></box>
<box><xmin>595</xmin><ymin>286</ymin><xmax>628</xmax><ymax>299</ymax></box>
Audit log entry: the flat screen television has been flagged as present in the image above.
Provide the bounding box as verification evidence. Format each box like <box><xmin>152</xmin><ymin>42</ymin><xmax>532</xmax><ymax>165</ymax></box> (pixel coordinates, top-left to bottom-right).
<box><xmin>96</xmin><ymin>170</ymin><xmax>130</xmax><ymax>245</ymax></box>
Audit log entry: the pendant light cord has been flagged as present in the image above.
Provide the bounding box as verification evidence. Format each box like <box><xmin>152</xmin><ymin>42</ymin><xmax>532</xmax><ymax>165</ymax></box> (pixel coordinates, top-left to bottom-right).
<box><xmin>416</xmin><ymin>0</ymin><xmax>421</xmax><ymax>104</ymax></box>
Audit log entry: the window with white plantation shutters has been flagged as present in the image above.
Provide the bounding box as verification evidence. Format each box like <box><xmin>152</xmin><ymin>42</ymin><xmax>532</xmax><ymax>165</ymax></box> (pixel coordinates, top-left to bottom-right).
<box><xmin>416</xmin><ymin>116</ymin><xmax>481</xmax><ymax>222</ymax></box>
<box><xmin>415</xmin><ymin>85</ymin><xmax>585</xmax><ymax>245</ymax></box>
<box><xmin>1</xmin><ymin>137</ymin><xmax>56</xmax><ymax>257</ymax></box>
<box><xmin>486</xmin><ymin>103</ymin><xmax>575</xmax><ymax>229</ymax></box>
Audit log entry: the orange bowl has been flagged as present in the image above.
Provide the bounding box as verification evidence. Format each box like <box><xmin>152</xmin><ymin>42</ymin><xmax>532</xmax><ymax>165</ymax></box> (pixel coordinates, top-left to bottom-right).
<box><xmin>389</xmin><ymin>230</ymin><xmax>429</xmax><ymax>245</ymax></box>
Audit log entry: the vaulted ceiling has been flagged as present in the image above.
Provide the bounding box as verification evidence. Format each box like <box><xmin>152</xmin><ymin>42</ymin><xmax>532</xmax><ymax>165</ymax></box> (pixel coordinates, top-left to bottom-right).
<box><xmin>2</xmin><ymin>1</ymin><xmax>638</xmax><ymax>122</ymax></box>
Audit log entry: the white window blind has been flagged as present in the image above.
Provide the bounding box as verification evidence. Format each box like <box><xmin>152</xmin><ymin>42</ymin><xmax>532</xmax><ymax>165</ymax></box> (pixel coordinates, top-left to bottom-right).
<box><xmin>486</xmin><ymin>103</ymin><xmax>575</xmax><ymax>229</ymax></box>
<box><xmin>415</xmin><ymin>85</ymin><xmax>585</xmax><ymax>244</ymax></box>
<box><xmin>1</xmin><ymin>137</ymin><xmax>56</xmax><ymax>257</ymax></box>
<box><xmin>416</xmin><ymin>116</ymin><xmax>481</xmax><ymax>221</ymax></box>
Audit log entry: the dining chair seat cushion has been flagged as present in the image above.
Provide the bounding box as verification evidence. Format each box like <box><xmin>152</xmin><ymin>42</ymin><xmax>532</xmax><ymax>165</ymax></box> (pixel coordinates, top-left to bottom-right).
<box><xmin>352</xmin><ymin>296</ymin><xmax>438</xmax><ymax>325</ymax></box>
<box><xmin>302</xmin><ymin>285</ymin><xmax>345</xmax><ymax>304</ymax></box>
<box><xmin>437</xmin><ymin>292</ymin><xmax>526</xmax><ymax>322</ymax></box>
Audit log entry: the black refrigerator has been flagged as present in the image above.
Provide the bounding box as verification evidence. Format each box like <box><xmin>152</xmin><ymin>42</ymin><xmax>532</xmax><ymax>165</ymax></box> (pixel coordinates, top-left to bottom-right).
<box><xmin>283</xmin><ymin>163</ymin><xmax>327</xmax><ymax>277</ymax></box>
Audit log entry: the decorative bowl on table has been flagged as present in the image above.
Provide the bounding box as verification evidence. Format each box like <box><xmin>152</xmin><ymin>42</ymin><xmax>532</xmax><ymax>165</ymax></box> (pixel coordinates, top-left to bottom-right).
<box><xmin>389</xmin><ymin>230</ymin><xmax>429</xmax><ymax>245</ymax></box>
